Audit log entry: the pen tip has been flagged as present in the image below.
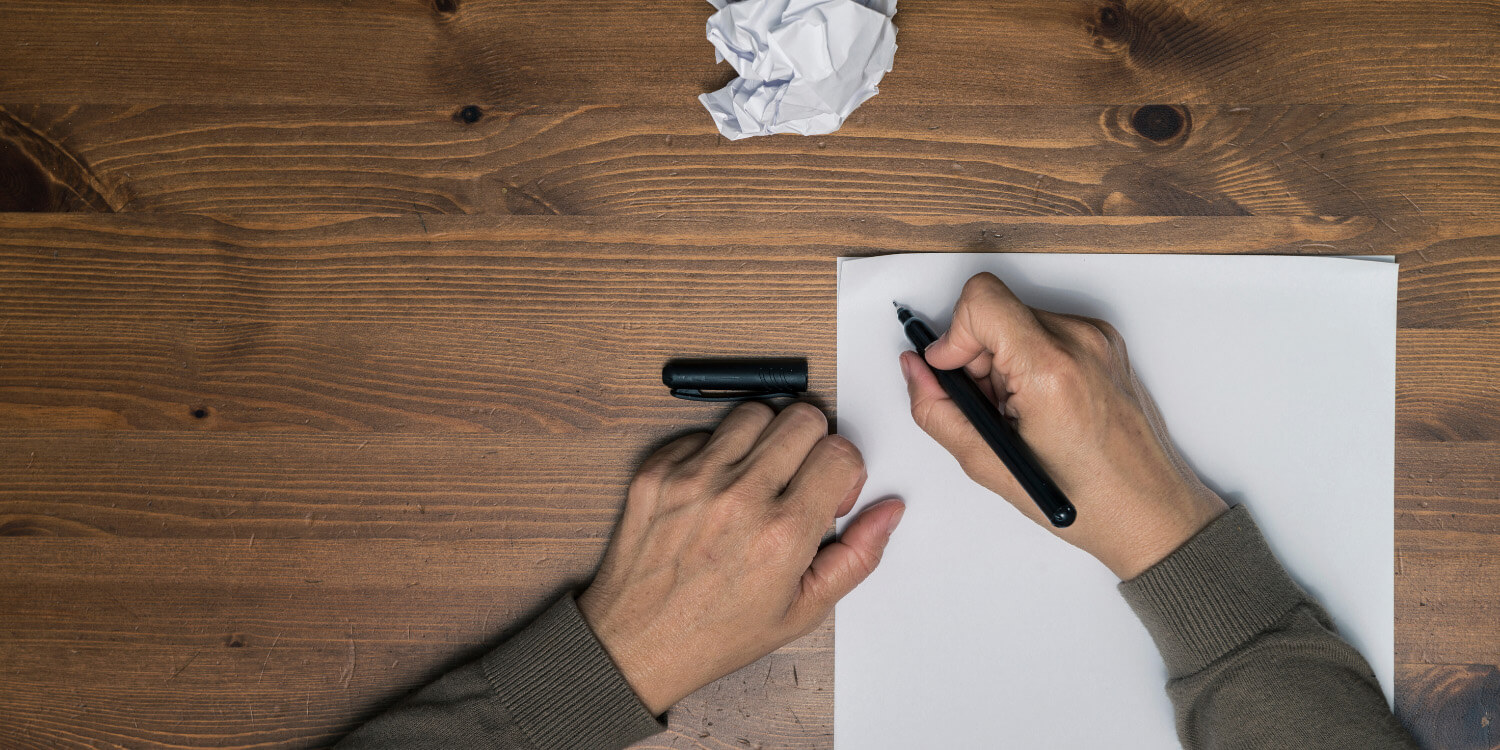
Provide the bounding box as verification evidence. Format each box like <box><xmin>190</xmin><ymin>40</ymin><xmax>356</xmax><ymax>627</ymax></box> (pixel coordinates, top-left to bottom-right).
<box><xmin>891</xmin><ymin>300</ymin><xmax>902</xmax><ymax>309</ymax></box>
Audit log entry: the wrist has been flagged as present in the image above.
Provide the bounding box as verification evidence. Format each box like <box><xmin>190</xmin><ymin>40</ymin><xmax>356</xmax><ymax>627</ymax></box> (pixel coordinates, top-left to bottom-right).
<box><xmin>577</xmin><ymin>589</ymin><xmax>679</xmax><ymax>715</ymax></box>
<box><xmin>1109</xmin><ymin>493</ymin><xmax>1229</xmax><ymax>580</ymax></box>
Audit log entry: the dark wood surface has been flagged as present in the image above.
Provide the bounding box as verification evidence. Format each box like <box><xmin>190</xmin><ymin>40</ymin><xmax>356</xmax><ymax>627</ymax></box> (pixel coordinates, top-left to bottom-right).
<box><xmin>1</xmin><ymin>1</ymin><xmax>1498</xmax><ymax>748</ymax></box>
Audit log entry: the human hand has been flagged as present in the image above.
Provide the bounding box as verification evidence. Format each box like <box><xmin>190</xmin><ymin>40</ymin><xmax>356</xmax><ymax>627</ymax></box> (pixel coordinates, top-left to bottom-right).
<box><xmin>577</xmin><ymin>402</ymin><xmax>905</xmax><ymax>715</ymax></box>
<box><xmin>901</xmin><ymin>272</ymin><xmax>1227</xmax><ymax>580</ymax></box>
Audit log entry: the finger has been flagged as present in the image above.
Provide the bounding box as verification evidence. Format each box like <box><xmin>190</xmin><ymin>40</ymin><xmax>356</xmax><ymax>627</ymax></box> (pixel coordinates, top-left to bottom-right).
<box><xmin>834</xmin><ymin>481</ymin><xmax>861</xmax><ymax>519</ymax></box>
<box><xmin>625</xmin><ymin>431</ymin><xmax>710</xmax><ymax>515</ymax></box>
<box><xmin>924</xmin><ymin>272</ymin><xmax>1053</xmax><ymax>377</ymax></box>
<box><xmin>905</xmin><ymin>349</ymin><xmax>1002</xmax><ymax>405</ymax></box>
<box><xmin>791</xmin><ymin>499</ymin><xmax>905</xmax><ymax>625</ymax></box>
<box><xmin>646</xmin><ymin>431</ymin><xmax>712</xmax><ymax>467</ymax></box>
<box><xmin>779</xmin><ymin>434</ymin><xmax>866</xmax><ymax>533</ymax></box>
<box><xmin>737</xmin><ymin>402</ymin><xmax>829</xmax><ymax>489</ymax></box>
<box><xmin>963</xmin><ymin>350</ymin><xmax>994</xmax><ymax>382</ymax></box>
<box><xmin>963</xmin><ymin>351</ymin><xmax>1001</xmax><ymax>402</ymax></box>
<box><xmin>699</xmin><ymin>400</ymin><xmax>776</xmax><ymax>464</ymax></box>
<box><xmin>901</xmin><ymin>350</ymin><xmax>1029</xmax><ymax>511</ymax></box>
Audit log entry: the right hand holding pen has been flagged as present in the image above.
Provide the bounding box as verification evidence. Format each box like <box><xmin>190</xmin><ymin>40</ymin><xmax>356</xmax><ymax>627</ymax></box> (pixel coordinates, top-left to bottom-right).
<box><xmin>901</xmin><ymin>272</ymin><xmax>1228</xmax><ymax>580</ymax></box>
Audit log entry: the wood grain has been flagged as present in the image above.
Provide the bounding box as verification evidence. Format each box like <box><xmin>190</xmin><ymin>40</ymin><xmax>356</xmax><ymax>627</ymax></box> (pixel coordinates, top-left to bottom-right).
<box><xmin>4</xmin><ymin>0</ymin><xmax>1498</xmax><ymax>743</ymax></box>
<box><xmin>1397</xmin><ymin>664</ymin><xmax>1499</xmax><ymax>750</ymax></box>
<box><xmin>0</xmin><ymin>319</ymin><xmax>1495</xmax><ymax>439</ymax></box>
<box><xmin>1399</xmin><ymin>442</ymin><xmax>1500</xmax><ymax>553</ymax></box>
<box><xmin>1397</xmin><ymin>547</ymin><xmax>1500</xmax><ymax>667</ymax></box>
<box><xmin>3</xmin><ymin>430</ymin><xmax>1493</xmax><ymax>544</ymax></box>
<box><xmin>0</xmin><ymin>1</ymin><xmax>1496</xmax><ymax>105</ymax></box>
<box><xmin>3</xmin><ymin>104</ymin><xmax>1500</xmax><ymax>218</ymax></box>
<box><xmin>0</xmin><ymin>214</ymin><xmax>1494</xmax><ymax>326</ymax></box>
<box><xmin>1</xmin><ymin>213</ymin><xmax>1497</xmax><ymax>748</ymax></box>
<box><xmin>0</xmin><ymin>537</ymin><xmax>832</xmax><ymax>749</ymax></box>
<box><xmin>0</xmin><ymin>433</ymin><xmax>649</xmax><ymax>540</ymax></box>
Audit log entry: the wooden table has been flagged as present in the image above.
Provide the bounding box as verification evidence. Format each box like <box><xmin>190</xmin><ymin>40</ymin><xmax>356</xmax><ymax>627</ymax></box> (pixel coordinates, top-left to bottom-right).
<box><xmin>1</xmin><ymin>2</ymin><xmax>1496</xmax><ymax>748</ymax></box>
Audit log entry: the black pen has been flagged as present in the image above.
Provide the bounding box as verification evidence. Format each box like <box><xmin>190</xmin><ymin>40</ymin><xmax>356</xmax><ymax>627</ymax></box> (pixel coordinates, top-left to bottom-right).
<box><xmin>895</xmin><ymin>302</ymin><xmax>1077</xmax><ymax>528</ymax></box>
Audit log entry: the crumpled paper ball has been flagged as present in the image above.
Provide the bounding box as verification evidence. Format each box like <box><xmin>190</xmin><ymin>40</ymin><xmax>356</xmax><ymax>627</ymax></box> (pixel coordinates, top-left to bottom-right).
<box><xmin>699</xmin><ymin>0</ymin><xmax>900</xmax><ymax>140</ymax></box>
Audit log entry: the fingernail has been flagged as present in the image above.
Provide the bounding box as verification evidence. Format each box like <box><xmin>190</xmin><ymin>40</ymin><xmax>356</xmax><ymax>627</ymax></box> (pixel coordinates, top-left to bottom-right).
<box><xmin>898</xmin><ymin>352</ymin><xmax>912</xmax><ymax>381</ymax></box>
<box><xmin>843</xmin><ymin>471</ymin><xmax>865</xmax><ymax>506</ymax></box>
<box><xmin>886</xmin><ymin>502</ymin><xmax>906</xmax><ymax>535</ymax></box>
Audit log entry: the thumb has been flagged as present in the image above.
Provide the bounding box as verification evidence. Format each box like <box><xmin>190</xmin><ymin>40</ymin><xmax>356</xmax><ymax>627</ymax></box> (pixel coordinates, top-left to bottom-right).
<box><xmin>792</xmin><ymin>499</ymin><xmax>905</xmax><ymax>622</ymax></box>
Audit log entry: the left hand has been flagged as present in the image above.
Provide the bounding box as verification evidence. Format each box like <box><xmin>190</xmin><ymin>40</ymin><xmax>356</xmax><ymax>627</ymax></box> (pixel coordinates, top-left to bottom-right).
<box><xmin>578</xmin><ymin>401</ymin><xmax>905</xmax><ymax>715</ymax></box>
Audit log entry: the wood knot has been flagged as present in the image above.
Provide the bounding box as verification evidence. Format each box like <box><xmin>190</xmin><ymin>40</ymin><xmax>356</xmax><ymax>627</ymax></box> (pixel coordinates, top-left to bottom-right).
<box><xmin>1</xmin><ymin>110</ymin><xmax>122</xmax><ymax>212</ymax></box>
<box><xmin>1094</xmin><ymin>2</ymin><xmax>1127</xmax><ymax>40</ymax></box>
<box><xmin>454</xmin><ymin>105</ymin><xmax>483</xmax><ymax>125</ymax></box>
<box><xmin>1130</xmin><ymin>104</ymin><xmax>1188</xmax><ymax>142</ymax></box>
<box><xmin>1086</xmin><ymin>0</ymin><xmax>1257</xmax><ymax>74</ymax></box>
<box><xmin>225</xmin><ymin>634</ymin><xmax>247</xmax><ymax>648</ymax></box>
<box><xmin>432</xmin><ymin>0</ymin><xmax>458</xmax><ymax>13</ymax></box>
<box><xmin>191</xmin><ymin>407</ymin><xmax>209</xmax><ymax>419</ymax></box>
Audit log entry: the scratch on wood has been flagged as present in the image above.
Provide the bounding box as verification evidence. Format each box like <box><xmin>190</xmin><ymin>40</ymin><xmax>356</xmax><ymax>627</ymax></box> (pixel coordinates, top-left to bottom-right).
<box><xmin>1398</xmin><ymin>191</ymin><xmax>1425</xmax><ymax>214</ymax></box>
<box><xmin>257</xmin><ymin>632</ymin><xmax>283</xmax><ymax>683</ymax></box>
<box><xmin>1278</xmin><ymin>141</ymin><xmax>1396</xmax><ymax>233</ymax></box>
<box><xmin>339</xmin><ymin>625</ymin><xmax>357</xmax><ymax>689</ymax></box>
<box><xmin>168</xmin><ymin>648</ymin><xmax>204</xmax><ymax>682</ymax></box>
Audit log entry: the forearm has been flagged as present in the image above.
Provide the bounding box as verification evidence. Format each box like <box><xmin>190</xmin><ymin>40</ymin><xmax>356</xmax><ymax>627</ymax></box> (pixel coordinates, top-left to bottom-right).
<box><xmin>1121</xmin><ymin>506</ymin><xmax>1417</xmax><ymax>750</ymax></box>
<box><xmin>337</xmin><ymin>595</ymin><xmax>664</xmax><ymax>750</ymax></box>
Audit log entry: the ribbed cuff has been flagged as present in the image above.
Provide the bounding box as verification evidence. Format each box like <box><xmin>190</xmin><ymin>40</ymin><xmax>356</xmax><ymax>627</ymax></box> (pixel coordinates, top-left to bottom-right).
<box><xmin>1118</xmin><ymin>505</ymin><xmax>1308</xmax><ymax>678</ymax></box>
<box><xmin>481</xmin><ymin>595</ymin><xmax>665</xmax><ymax>750</ymax></box>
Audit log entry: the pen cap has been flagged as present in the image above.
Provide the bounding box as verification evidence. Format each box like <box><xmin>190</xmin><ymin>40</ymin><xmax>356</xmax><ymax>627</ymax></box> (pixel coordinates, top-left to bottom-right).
<box><xmin>661</xmin><ymin>358</ymin><xmax>808</xmax><ymax>394</ymax></box>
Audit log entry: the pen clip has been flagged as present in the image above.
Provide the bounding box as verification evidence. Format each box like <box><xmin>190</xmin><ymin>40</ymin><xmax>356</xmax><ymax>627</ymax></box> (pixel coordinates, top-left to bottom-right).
<box><xmin>670</xmin><ymin>389</ymin><xmax>798</xmax><ymax>402</ymax></box>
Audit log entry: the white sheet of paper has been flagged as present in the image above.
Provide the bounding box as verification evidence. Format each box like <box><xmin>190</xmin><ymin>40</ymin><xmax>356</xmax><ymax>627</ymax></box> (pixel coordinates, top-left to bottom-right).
<box><xmin>835</xmin><ymin>253</ymin><xmax>1396</xmax><ymax>749</ymax></box>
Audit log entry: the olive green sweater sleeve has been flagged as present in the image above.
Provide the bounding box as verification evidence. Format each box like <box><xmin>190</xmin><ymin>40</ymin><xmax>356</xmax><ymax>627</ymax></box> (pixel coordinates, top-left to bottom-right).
<box><xmin>1119</xmin><ymin>505</ymin><xmax>1418</xmax><ymax>750</ymax></box>
<box><xmin>336</xmin><ymin>595</ymin><xmax>664</xmax><ymax>750</ymax></box>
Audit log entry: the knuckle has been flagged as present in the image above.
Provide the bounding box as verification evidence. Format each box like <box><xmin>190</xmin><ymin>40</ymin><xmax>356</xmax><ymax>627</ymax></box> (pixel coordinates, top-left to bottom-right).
<box><xmin>663</xmin><ymin>460</ymin><xmax>718</xmax><ymax>499</ymax></box>
<box><xmin>724</xmin><ymin>469</ymin><xmax>777</xmax><ymax>504</ymax></box>
<box><xmin>732</xmin><ymin>399</ymin><xmax>775</xmax><ymax>422</ymax></box>
<box><xmin>1076</xmin><ymin>322</ymin><xmax>1112</xmax><ymax>358</ymax></box>
<box><xmin>910</xmin><ymin>394</ymin><xmax>944</xmax><ymax>432</ymax></box>
<box><xmin>755</xmin><ymin>512</ymin><xmax>807</xmax><ymax>557</ymax></box>
<box><xmin>1033</xmin><ymin>345</ymin><xmax>1089</xmax><ymax>395</ymax></box>
<box><xmin>1093</xmin><ymin>319</ymin><xmax>1124</xmax><ymax>348</ymax></box>
<box><xmin>781</xmin><ymin>402</ymin><xmax>828</xmax><ymax>433</ymax></box>
<box><xmin>815</xmin><ymin>435</ymin><xmax>864</xmax><ymax>474</ymax></box>
<box><xmin>629</xmin><ymin>460</ymin><xmax>671</xmax><ymax>496</ymax></box>
<box><xmin>962</xmin><ymin>272</ymin><xmax>1009</xmax><ymax>311</ymax></box>
<box><xmin>962</xmin><ymin>271</ymin><xmax>1001</xmax><ymax>300</ymax></box>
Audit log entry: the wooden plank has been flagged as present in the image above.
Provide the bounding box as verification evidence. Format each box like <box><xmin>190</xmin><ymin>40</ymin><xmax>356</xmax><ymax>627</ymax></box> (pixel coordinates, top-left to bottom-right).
<box><xmin>0</xmin><ymin>1</ymin><xmax>1496</xmax><ymax>105</ymax></box>
<box><xmin>1397</xmin><ymin>548</ymin><xmax>1500</xmax><ymax>666</ymax></box>
<box><xmin>1399</xmin><ymin>331</ymin><xmax>1500</xmax><ymax>442</ymax></box>
<box><xmin>0</xmin><ymin>537</ymin><xmax>831</xmax><ymax>749</ymax></box>
<box><xmin>0</xmin><ymin>318</ymin><xmax>814</xmax><ymax>433</ymax></box>
<box><xmin>0</xmin><ymin>214</ymin><xmax>1494</xmax><ymax>327</ymax></box>
<box><xmin>1398</xmin><ymin>442</ymin><xmax>1500</xmax><ymax>553</ymax></box>
<box><xmin>3</xmin><ymin>431</ymin><xmax>1491</xmax><ymax>540</ymax></box>
<box><xmin>4</xmin><ymin>104</ymin><xmax>1500</xmax><ymax>218</ymax></box>
<box><xmin>0</xmin><ymin>432</ymin><xmax>657</xmax><ymax>540</ymax></box>
<box><xmin>0</xmin><ymin>216</ymin><xmax>1493</xmax><ymax>438</ymax></box>
<box><xmin>0</xmin><ymin>319</ymin><xmax>1494</xmax><ymax>439</ymax></box>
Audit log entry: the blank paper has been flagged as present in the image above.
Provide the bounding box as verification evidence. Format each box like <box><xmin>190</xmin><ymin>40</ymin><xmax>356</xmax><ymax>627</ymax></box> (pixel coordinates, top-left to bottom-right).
<box><xmin>835</xmin><ymin>253</ymin><xmax>1396</xmax><ymax>749</ymax></box>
